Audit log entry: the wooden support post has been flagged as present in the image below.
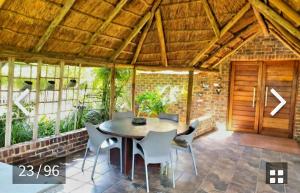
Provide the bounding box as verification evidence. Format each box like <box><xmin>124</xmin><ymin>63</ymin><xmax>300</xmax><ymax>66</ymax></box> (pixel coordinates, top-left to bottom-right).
<box><xmin>269</xmin><ymin>0</ymin><xmax>300</xmax><ymax>27</ymax></box>
<box><xmin>186</xmin><ymin>71</ymin><xmax>194</xmax><ymax>125</ymax></box>
<box><xmin>132</xmin><ymin>67</ymin><xmax>136</xmax><ymax>115</ymax></box>
<box><xmin>79</xmin><ymin>0</ymin><xmax>128</xmax><ymax>56</ymax></box>
<box><xmin>155</xmin><ymin>9</ymin><xmax>168</xmax><ymax>67</ymax></box>
<box><xmin>250</xmin><ymin>0</ymin><xmax>300</xmax><ymax>39</ymax></box>
<box><xmin>73</xmin><ymin>64</ymin><xmax>81</xmax><ymax>130</ymax></box>
<box><xmin>33</xmin><ymin>0</ymin><xmax>76</xmax><ymax>52</ymax></box>
<box><xmin>5</xmin><ymin>57</ymin><xmax>14</xmax><ymax>146</ymax></box>
<box><xmin>252</xmin><ymin>6</ymin><xmax>269</xmax><ymax>36</ymax></box>
<box><xmin>202</xmin><ymin>0</ymin><xmax>220</xmax><ymax>37</ymax></box>
<box><xmin>110</xmin><ymin>65</ymin><xmax>116</xmax><ymax>119</ymax></box>
<box><xmin>55</xmin><ymin>61</ymin><xmax>64</xmax><ymax>135</ymax></box>
<box><xmin>33</xmin><ymin>60</ymin><xmax>41</xmax><ymax>140</ymax></box>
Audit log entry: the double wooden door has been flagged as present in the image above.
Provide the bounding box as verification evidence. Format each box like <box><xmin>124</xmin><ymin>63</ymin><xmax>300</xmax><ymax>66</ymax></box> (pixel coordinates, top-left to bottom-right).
<box><xmin>228</xmin><ymin>61</ymin><xmax>298</xmax><ymax>138</ymax></box>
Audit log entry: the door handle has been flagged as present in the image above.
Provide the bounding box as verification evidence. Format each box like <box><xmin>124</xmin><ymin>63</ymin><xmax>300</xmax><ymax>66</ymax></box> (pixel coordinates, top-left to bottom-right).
<box><xmin>265</xmin><ymin>86</ymin><xmax>268</xmax><ymax>107</ymax></box>
<box><xmin>252</xmin><ymin>87</ymin><xmax>256</xmax><ymax>108</ymax></box>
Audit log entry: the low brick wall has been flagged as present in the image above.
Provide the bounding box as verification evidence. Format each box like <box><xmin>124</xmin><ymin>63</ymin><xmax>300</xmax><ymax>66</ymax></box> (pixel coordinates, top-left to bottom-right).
<box><xmin>193</xmin><ymin>115</ymin><xmax>215</xmax><ymax>138</ymax></box>
<box><xmin>0</xmin><ymin>129</ymin><xmax>88</xmax><ymax>166</ymax></box>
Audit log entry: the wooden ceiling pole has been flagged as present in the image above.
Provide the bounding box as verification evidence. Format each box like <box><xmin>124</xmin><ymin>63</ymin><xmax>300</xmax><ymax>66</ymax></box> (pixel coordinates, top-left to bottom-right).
<box><xmin>189</xmin><ymin>3</ymin><xmax>251</xmax><ymax>66</ymax></box>
<box><xmin>131</xmin><ymin>0</ymin><xmax>162</xmax><ymax>65</ymax></box>
<box><xmin>79</xmin><ymin>0</ymin><xmax>128</xmax><ymax>56</ymax></box>
<box><xmin>250</xmin><ymin>0</ymin><xmax>300</xmax><ymax>39</ymax></box>
<box><xmin>110</xmin><ymin>12</ymin><xmax>151</xmax><ymax>61</ymax></box>
<box><xmin>0</xmin><ymin>0</ymin><xmax>6</xmax><ymax>8</ymax></box>
<box><xmin>155</xmin><ymin>9</ymin><xmax>168</xmax><ymax>67</ymax></box>
<box><xmin>202</xmin><ymin>0</ymin><xmax>220</xmax><ymax>37</ymax></box>
<box><xmin>211</xmin><ymin>32</ymin><xmax>258</xmax><ymax>68</ymax></box>
<box><xmin>269</xmin><ymin>0</ymin><xmax>300</xmax><ymax>27</ymax></box>
<box><xmin>33</xmin><ymin>0</ymin><xmax>76</xmax><ymax>52</ymax></box>
<box><xmin>252</xmin><ymin>6</ymin><xmax>269</xmax><ymax>36</ymax></box>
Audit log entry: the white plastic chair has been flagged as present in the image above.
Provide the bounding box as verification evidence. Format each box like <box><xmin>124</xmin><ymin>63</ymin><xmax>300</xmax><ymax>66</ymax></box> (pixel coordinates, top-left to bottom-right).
<box><xmin>113</xmin><ymin>111</ymin><xmax>134</xmax><ymax>120</ymax></box>
<box><xmin>82</xmin><ymin>123</ymin><xmax>122</xmax><ymax>179</ymax></box>
<box><xmin>131</xmin><ymin>130</ymin><xmax>176</xmax><ymax>192</ymax></box>
<box><xmin>158</xmin><ymin>113</ymin><xmax>179</xmax><ymax>122</ymax></box>
<box><xmin>172</xmin><ymin>119</ymin><xmax>199</xmax><ymax>175</ymax></box>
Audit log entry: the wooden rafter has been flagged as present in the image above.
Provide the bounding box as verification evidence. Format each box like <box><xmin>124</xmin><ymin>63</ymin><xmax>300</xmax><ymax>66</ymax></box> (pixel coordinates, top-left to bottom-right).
<box><xmin>0</xmin><ymin>0</ymin><xmax>6</xmax><ymax>8</ymax></box>
<box><xmin>211</xmin><ymin>32</ymin><xmax>258</xmax><ymax>68</ymax></box>
<box><xmin>252</xmin><ymin>6</ymin><xmax>269</xmax><ymax>36</ymax></box>
<box><xmin>190</xmin><ymin>3</ymin><xmax>251</xmax><ymax>66</ymax></box>
<box><xmin>202</xmin><ymin>0</ymin><xmax>220</xmax><ymax>37</ymax></box>
<box><xmin>155</xmin><ymin>9</ymin><xmax>168</xmax><ymax>67</ymax></box>
<box><xmin>79</xmin><ymin>0</ymin><xmax>128</xmax><ymax>56</ymax></box>
<box><xmin>250</xmin><ymin>0</ymin><xmax>300</xmax><ymax>40</ymax></box>
<box><xmin>269</xmin><ymin>0</ymin><xmax>300</xmax><ymax>27</ymax></box>
<box><xmin>131</xmin><ymin>0</ymin><xmax>162</xmax><ymax>65</ymax></box>
<box><xmin>33</xmin><ymin>0</ymin><xmax>76</xmax><ymax>52</ymax></box>
<box><xmin>110</xmin><ymin>12</ymin><xmax>151</xmax><ymax>61</ymax></box>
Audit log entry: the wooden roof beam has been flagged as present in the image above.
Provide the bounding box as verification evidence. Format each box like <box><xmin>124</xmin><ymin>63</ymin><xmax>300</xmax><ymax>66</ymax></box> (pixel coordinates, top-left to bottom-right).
<box><xmin>78</xmin><ymin>0</ymin><xmax>128</xmax><ymax>56</ymax></box>
<box><xmin>110</xmin><ymin>12</ymin><xmax>151</xmax><ymax>61</ymax></box>
<box><xmin>269</xmin><ymin>0</ymin><xmax>300</xmax><ymax>27</ymax></box>
<box><xmin>0</xmin><ymin>0</ymin><xmax>6</xmax><ymax>8</ymax></box>
<box><xmin>189</xmin><ymin>3</ymin><xmax>251</xmax><ymax>66</ymax></box>
<box><xmin>210</xmin><ymin>32</ymin><xmax>258</xmax><ymax>69</ymax></box>
<box><xmin>33</xmin><ymin>0</ymin><xmax>76</xmax><ymax>52</ymax></box>
<box><xmin>252</xmin><ymin>6</ymin><xmax>269</xmax><ymax>36</ymax></box>
<box><xmin>155</xmin><ymin>9</ymin><xmax>168</xmax><ymax>67</ymax></box>
<box><xmin>131</xmin><ymin>0</ymin><xmax>162</xmax><ymax>64</ymax></box>
<box><xmin>202</xmin><ymin>0</ymin><xmax>220</xmax><ymax>37</ymax></box>
<box><xmin>250</xmin><ymin>0</ymin><xmax>300</xmax><ymax>39</ymax></box>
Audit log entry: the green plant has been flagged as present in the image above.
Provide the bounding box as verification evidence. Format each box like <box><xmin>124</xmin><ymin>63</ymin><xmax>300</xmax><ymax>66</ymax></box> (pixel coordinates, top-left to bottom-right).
<box><xmin>38</xmin><ymin>115</ymin><xmax>55</xmax><ymax>137</ymax></box>
<box><xmin>11</xmin><ymin>119</ymin><xmax>32</xmax><ymax>144</ymax></box>
<box><xmin>84</xmin><ymin>110</ymin><xmax>102</xmax><ymax>125</ymax></box>
<box><xmin>136</xmin><ymin>91</ymin><xmax>167</xmax><ymax>116</ymax></box>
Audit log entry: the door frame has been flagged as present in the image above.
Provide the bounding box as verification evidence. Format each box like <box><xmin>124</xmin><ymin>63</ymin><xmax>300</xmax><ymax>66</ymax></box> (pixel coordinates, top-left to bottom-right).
<box><xmin>227</xmin><ymin>60</ymin><xmax>299</xmax><ymax>138</ymax></box>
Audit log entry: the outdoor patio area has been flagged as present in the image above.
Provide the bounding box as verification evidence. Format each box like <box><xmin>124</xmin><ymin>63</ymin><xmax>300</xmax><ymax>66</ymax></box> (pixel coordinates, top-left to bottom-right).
<box><xmin>51</xmin><ymin>130</ymin><xmax>300</xmax><ymax>193</ymax></box>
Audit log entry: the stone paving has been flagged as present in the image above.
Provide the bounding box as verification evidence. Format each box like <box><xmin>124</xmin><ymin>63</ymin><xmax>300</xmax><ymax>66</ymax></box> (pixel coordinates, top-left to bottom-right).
<box><xmin>54</xmin><ymin>132</ymin><xmax>300</xmax><ymax>193</ymax></box>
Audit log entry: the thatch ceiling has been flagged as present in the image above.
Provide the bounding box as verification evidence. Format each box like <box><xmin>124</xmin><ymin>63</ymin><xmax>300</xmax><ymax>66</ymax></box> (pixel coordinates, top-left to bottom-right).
<box><xmin>0</xmin><ymin>0</ymin><xmax>299</xmax><ymax>69</ymax></box>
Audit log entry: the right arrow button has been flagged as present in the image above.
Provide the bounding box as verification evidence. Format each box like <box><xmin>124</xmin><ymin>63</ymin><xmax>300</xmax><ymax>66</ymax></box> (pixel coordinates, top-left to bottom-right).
<box><xmin>270</xmin><ymin>88</ymin><xmax>286</xmax><ymax>116</ymax></box>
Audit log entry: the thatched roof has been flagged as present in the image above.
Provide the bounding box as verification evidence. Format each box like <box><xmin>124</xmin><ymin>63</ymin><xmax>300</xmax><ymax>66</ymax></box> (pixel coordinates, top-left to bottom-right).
<box><xmin>0</xmin><ymin>0</ymin><xmax>299</xmax><ymax>69</ymax></box>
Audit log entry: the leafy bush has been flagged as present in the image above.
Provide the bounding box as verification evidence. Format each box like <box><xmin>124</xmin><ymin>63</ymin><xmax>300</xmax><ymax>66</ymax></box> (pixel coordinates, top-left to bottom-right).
<box><xmin>11</xmin><ymin>119</ymin><xmax>32</xmax><ymax>144</ymax></box>
<box><xmin>136</xmin><ymin>91</ymin><xmax>166</xmax><ymax>116</ymax></box>
<box><xmin>84</xmin><ymin>110</ymin><xmax>102</xmax><ymax>125</ymax></box>
<box><xmin>38</xmin><ymin>115</ymin><xmax>55</xmax><ymax>137</ymax></box>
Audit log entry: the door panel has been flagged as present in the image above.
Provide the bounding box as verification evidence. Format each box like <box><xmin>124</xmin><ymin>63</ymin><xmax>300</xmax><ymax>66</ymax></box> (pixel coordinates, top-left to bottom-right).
<box><xmin>259</xmin><ymin>61</ymin><xmax>298</xmax><ymax>138</ymax></box>
<box><xmin>228</xmin><ymin>61</ymin><xmax>261</xmax><ymax>133</ymax></box>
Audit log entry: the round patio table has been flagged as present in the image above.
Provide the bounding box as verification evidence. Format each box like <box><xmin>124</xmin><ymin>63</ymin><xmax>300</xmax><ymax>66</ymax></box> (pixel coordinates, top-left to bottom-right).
<box><xmin>98</xmin><ymin>118</ymin><xmax>188</xmax><ymax>175</ymax></box>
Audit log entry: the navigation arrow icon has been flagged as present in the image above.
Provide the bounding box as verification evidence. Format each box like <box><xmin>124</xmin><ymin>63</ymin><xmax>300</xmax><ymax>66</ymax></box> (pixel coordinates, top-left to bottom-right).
<box><xmin>270</xmin><ymin>88</ymin><xmax>286</xmax><ymax>116</ymax></box>
<box><xmin>14</xmin><ymin>88</ymin><xmax>31</xmax><ymax>116</ymax></box>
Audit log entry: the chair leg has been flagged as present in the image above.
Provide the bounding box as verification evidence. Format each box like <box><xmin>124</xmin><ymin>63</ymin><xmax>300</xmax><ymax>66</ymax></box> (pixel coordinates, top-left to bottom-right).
<box><xmin>91</xmin><ymin>147</ymin><xmax>101</xmax><ymax>180</ymax></box>
<box><xmin>131</xmin><ymin>153</ymin><xmax>135</xmax><ymax>180</ymax></box>
<box><xmin>145</xmin><ymin>162</ymin><xmax>149</xmax><ymax>193</ymax></box>
<box><xmin>176</xmin><ymin>149</ymin><xmax>178</xmax><ymax>161</ymax></box>
<box><xmin>81</xmin><ymin>144</ymin><xmax>89</xmax><ymax>172</ymax></box>
<box><xmin>107</xmin><ymin>150</ymin><xmax>110</xmax><ymax>165</ymax></box>
<box><xmin>119</xmin><ymin>146</ymin><xmax>122</xmax><ymax>173</ymax></box>
<box><xmin>170</xmin><ymin>156</ymin><xmax>175</xmax><ymax>188</ymax></box>
<box><xmin>189</xmin><ymin>145</ymin><xmax>198</xmax><ymax>176</ymax></box>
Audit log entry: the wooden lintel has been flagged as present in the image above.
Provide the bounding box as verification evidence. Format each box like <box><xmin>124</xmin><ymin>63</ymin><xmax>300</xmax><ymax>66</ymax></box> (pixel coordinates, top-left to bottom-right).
<box><xmin>110</xmin><ymin>12</ymin><xmax>151</xmax><ymax>61</ymax></box>
<box><xmin>211</xmin><ymin>32</ymin><xmax>258</xmax><ymax>69</ymax></box>
<box><xmin>131</xmin><ymin>0</ymin><xmax>162</xmax><ymax>65</ymax></box>
<box><xmin>155</xmin><ymin>9</ymin><xmax>168</xmax><ymax>67</ymax></box>
<box><xmin>269</xmin><ymin>0</ymin><xmax>300</xmax><ymax>27</ymax></box>
<box><xmin>79</xmin><ymin>0</ymin><xmax>128</xmax><ymax>56</ymax></box>
<box><xmin>250</xmin><ymin>0</ymin><xmax>300</xmax><ymax>39</ymax></box>
<box><xmin>33</xmin><ymin>0</ymin><xmax>76</xmax><ymax>52</ymax></box>
<box><xmin>252</xmin><ymin>6</ymin><xmax>269</xmax><ymax>36</ymax></box>
<box><xmin>202</xmin><ymin>0</ymin><xmax>220</xmax><ymax>37</ymax></box>
<box><xmin>190</xmin><ymin>3</ymin><xmax>251</xmax><ymax>66</ymax></box>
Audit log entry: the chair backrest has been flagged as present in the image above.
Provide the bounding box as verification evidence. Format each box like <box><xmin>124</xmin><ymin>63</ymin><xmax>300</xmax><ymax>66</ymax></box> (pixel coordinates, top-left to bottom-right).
<box><xmin>113</xmin><ymin>111</ymin><xmax>134</xmax><ymax>120</ymax></box>
<box><xmin>140</xmin><ymin>130</ymin><xmax>176</xmax><ymax>158</ymax></box>
<box><xmin>158</xmin><ymin>113</ymin><xmax>179</xmax><ymax>122</ymax></box>
<box><xmin>177</xmin><ymin>120</ymin><xmax>200</xmax><ymax>144</ymax></box>
<box><xmin>85</xmin><ymin>123</ymin><xmax>108</xmax><ymax>150</ymax></box>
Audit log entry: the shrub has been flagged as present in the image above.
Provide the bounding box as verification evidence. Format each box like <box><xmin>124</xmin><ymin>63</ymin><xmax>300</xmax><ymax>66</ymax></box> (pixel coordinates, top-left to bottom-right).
<box><xmin>38</xmin><ymin>115</ymin><xmax>55</xmax><ymax>137</ymax></box>
<box><xmin>136</xmin><ymin>91</ymin><xmax>166</xmax><ymax>116</ymax></box>
<box><xmin>11</xmin><ymin>119</ymin><xmax>32</xmax><ymax>144</ymax></box>
<box><xmin>84</xmin><ymin>110</ymin><xmax>102</xmax><ymax>125</ymax></box>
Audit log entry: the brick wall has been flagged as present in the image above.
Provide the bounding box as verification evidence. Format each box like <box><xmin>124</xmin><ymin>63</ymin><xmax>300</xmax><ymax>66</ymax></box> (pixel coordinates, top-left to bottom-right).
<box><xmin>0</xmin><ymin>129</ymin><xmax>88</xmax><ymax>165</ymax></box>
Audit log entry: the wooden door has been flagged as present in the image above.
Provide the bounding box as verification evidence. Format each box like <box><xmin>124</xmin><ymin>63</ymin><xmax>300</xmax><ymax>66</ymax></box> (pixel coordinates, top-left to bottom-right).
<box><xmin>228</xmin><ymin>61</ymin><xmax>262</xmax><ymax>133</ymax></box>
<box><xmin>259</xmin><ymin>61</ymin><xmax>298</xmax><ymax>138</ymax></box>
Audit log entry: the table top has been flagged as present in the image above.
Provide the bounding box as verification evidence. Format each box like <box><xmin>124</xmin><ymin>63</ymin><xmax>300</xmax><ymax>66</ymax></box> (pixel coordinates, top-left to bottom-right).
<box><xmin>98</xmin><ymin>118</ymin><xmax>188</xmax><ymax>138</ymax></box>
